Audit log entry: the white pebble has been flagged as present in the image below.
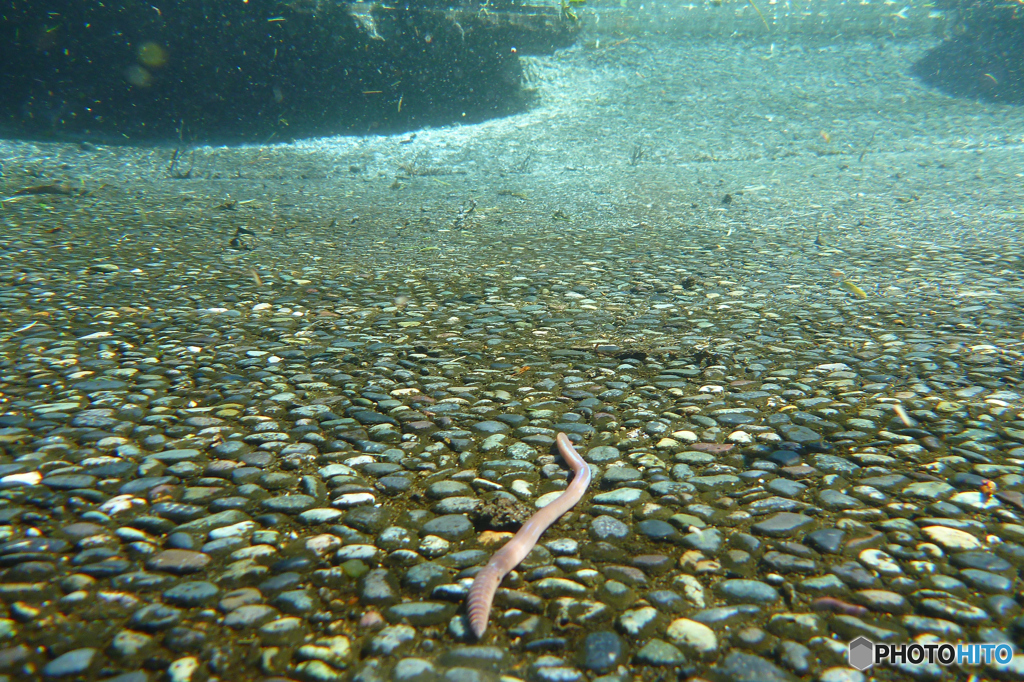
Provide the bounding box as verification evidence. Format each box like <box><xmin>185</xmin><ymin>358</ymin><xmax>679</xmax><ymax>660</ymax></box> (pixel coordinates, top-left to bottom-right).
<box><xmin>727</xmin><ymin>431</ymin><xmax>752</xmax><ymax>444</ymax></box>
<box><xmin>858</xmin><ymin>548</ymin><xmax>902</xmax><ymax>575</ymax></box>
<box><xmin>419</xmin><ymin>535</ymin><xmax>450</xmax><ymax>558</ymax></box>
<box><xmin>167</xmin><ymin>657</ymin><xmax>200</xmax><ymax>682</ymax></box>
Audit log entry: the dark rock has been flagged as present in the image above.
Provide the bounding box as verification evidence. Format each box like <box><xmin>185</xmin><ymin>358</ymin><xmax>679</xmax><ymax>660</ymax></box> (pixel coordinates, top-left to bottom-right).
<box><xmin>589</xmin><ymin>515</ymin><xmax>630</xmax><ymax>542</ymax></box>
<box><xmin>224</xmin><ymin>604</ymin><xmax>278</xmax><ymax>629</ymax></box>
<box><xmin>421</xmin><ymin>515</ymin><xmax>473</xmax><ymax>541</ymax></box>
<box><xmin>633</xmin><ymin>639</ymin><xmax>686</xmax><ymax>666</ymax></box>
<box><xmin>950</xmin><ymin>551</ymin><xmax>1012</xmax><ymax>575</ymax></box>
<box><xmin>766</xmin><ymin>479</ymin><xmax>806</xmax><ymax>498</ymax></box>
<box><xmin>681</xmin><ymin>528</ymin><xmax>723</xmax><ymax>554</ymax></box>
<box><xmin>146</xmin><ymin>550</ymin><xmax>211</xmax><ymax>575</ymax></box>
<box><xmin>777</xmin><ymin>425</ymin><xmax>822</xmax><ymax>444</ymax></box>
<box><xmin>959</xmin><ymin>569</ymin><xmax>1013</xmax><ymax>593</ymax></box>
<box><xmin>804</xmin><ymin>528</ymin><xmax>844</xmax><ymax>554</ymax></box>
<box><xmin>760</xmin><ymin>551</ymin><xmax>817</xmax><ymax>574</ymax></box>
<box><xmin>402</xmin><ymin>562</ymin><xmax>452</xmax><ymax>594</ymax></box>
<box><xmin>751</xmin><ymin>513</ymin><xmax>814</xmax><ymax>537</ymax></box>
<box><xmin>831</xmin><ymin>562</ymin><xmax>879</xmax><ymax>589</ymax></box>
<box><xmin>360</xmin><ymin>569</ymin><xmax>400</xmax><ymax>606</ymax></box>
<box><xmin>261</xmin><ymin>494</ymin><xmax>316</xmax><ymax>514</ymax></box>
<box><xmin>42</xmin><ymin>648</ymin><xmax>97</xmax><ymax>678</ymax></box>
<box><xmin>129</xmin><ymin>604</ymin><xmax>183</xmax><ymax>632</ymax></box>
<box><xmin>274</xmin><ymin>589</ymin><xmax>317</xmax><ymax>615</ymax></box>
<box><xmin>438</xmin><ymin>646</ymin><xmax>509</xmax><ymax>671</ymax></box>
<box><xmin>163</xmin><ymin>581</ymin><xmax>220</xmax><ymax>607</ymax></box>
<box><xmin>636</xmin><ymin>520</ymin><xmax>680</xmax><ymax>543</ymax></box>
<box><xmin>164</xmin><ymin>627</ymin><xmax>207</xmax><ymax>653</ymax></box>
<box><xmin>385</xmin><ymin>601</ymin><xmax>457</xmax><ymax>626</ymax></box>
<box><xmin>646</xmin><ymin>590</ymin><xmax>687</xmax><ymax>614</ymax></box>
<box><xmin>41</xmin><ymin>474</ymin><xmax>98</xmax><ymax>490</ymax></box>
<box><xmin>707</xmin><ymin>651</ymin><xmax>797</xmax><ymax>682</ymax></box>
<box><xmin>715</xmin><ymin>580</ymin><xmax>779</xmax><ymax>604</ymax></box>
<box><xmin>345</xmin><ymin>506</ymin><xmax>393</xmax><ymax>534</ymax></box>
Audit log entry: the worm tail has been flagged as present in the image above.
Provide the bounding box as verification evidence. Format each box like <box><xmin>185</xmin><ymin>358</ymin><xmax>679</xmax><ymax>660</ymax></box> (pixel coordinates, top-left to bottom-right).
<box><xmin>466</xmin><ymin>560</ymin><xmax>506</xmax><ymax>638</ymax></box>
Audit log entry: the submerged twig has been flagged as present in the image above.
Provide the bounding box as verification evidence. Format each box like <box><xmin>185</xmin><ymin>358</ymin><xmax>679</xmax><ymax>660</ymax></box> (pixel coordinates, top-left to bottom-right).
<box><xmin>747</xmin><ymin>0</ymin><xmax>770</xmax><ymax>31</ymax></box>
<box><xmin>453</xmin><ymin>199</ymin><xmax>477</xmax><ymax>230</ymax></box>
<box><xmin>858</xmin><ymin>130</ymin><xmax>877</xmax><ymax>163</ymax></box>
<box><xmin>628</xmin><ymin>143</ymin><xmax>646</xmax><ymax>167</ymax></box>
<box><xmin>168</xmin><ymin>148</ymin><xmax>196</xmax><ymax>179</ymax></box>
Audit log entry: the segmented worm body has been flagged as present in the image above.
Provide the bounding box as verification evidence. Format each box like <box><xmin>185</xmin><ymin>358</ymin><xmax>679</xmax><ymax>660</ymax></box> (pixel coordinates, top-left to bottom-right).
<box><xmin>465</xmin><ymin>432</ymin><xmax>592</xmax><ymax>638</ymax></box>
<box><xmin>811</xmin><ymin>597</ymin><xmax>869</xmax><ymax>617</ymax></box>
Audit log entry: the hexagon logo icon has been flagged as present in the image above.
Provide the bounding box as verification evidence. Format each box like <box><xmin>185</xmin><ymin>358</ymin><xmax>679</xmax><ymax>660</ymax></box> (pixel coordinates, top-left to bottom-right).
<box><xmin>848</xmin><ymin>636</ymin><xmax>875</xmax><ymax>671</ymax></box>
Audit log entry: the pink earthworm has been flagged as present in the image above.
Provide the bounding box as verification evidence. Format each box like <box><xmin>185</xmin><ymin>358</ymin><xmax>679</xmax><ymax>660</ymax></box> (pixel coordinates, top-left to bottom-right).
<box><xmin>466</xmin><ymin>432</ymin><xmax>592</xmax><ymax>638</ymax></box>
<box><xmin>811</xmin><ymin>597</ymin><xmax>869</xmax><ymax>617</ymax></box>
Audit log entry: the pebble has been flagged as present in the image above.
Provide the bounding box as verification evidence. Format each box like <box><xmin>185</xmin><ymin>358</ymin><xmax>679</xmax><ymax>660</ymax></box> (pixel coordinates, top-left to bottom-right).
<box><xmin>167</xmin><ymin>657</ymin><xmax>201</xmax><ymax>682</ymax></box>
<box><xmin>224</xmin><ymin>604</ymin><xmax>278</xmax><ymax>629</ymax></box>
<box><xmin>818</xmin><ymin>669</ymin><xmax>865</xmax><ymax>682</ymax></box>
<box><xmin>633</xmin><ymin>639</ymin><xmax>686</xmax><ymax>666</ymax></box>
<box><xmin>385</xmin><ymin>602</ymin><xmax>457</xmax><ymax>626</ymax></box>
<box><xmin>437</xmin><ymin>647</ymin><xmax>508</xmax><ymax>672</ymax></box>
<box><xmin>708</xmin><ymin>651</ymin><xmax>797</xmax><ymax>682</ymax></box>
<box><xmin>804</xmin><ymin>528</ymin><xmax>844</xmax><ymax>554</ymax></box>
<box><xmin>163</xmin><ymin>581</ymin><xmax>220</xmax><ymax>607</ymax></box>
<box><xmin>920</xmin><ymin>525</ymin><xmax>983</xmax><ymax>551</ymax></box>
<box><xmin>616</xmin><ymin>606</ymin><xmax>661</xmax><ymax>637</ymax></box>
<box><xmin>751</xmin><ymin>513</ymin><xmax>815</xmax><ymax>537</ymax></box>
<box><xmin>129</xmin><ymin>604</ymin><xmax>183</xmax><ymax>632</ymax></box>
<box><xmin>367</xmin><ymin>625</ymin><xmax>417</xmax><ymax>656</ymax></box>
<box><xmin>766</xmin><ymin>612</ymin><xmax>824</xmax><ymax>641</ymax></box>
<box><xmin>665</xmin><ymin>618</ymin><xmax>718</xmax><ymax>657</ymax></box>
<box><xmin>109</xmin><ymin>630</ymin><xmax>154</xmax><ymax>660</ymax></box>
<box><xmin>580</xmin><ymin>631</ymin><xmax>623</xmax><ymax>673</ymax></box>
<box><xmin>260</xmin><ymin>617</ymin><xmax>308</xmax><ymax>646</ymax></box>
<box><xmin>146</xmin><ymin>550</ymin><xmax>211</xmax><ymax>574</ymax></box>
<box><xmin>392</xmin><ymin>657</ymin><xmax>438</xmax><ymax>682</ymax></box>
<box><xmin>589</xmin><ymin>516</ymin><xmax>631</xmax><ymax>542</ymax></box>
<box><xmin>715</xmin><ymin>580</ymin><xmax>780</xmax><ymax>604</ymax></box>
<box><xmin>42</xmin><ymin>648</ymin><xmax>97</xmax><ymax>678</ymax></box>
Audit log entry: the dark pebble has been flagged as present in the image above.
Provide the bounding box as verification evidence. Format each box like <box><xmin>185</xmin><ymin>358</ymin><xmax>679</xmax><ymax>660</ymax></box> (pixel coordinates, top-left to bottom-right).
<box><xmin>385</xmin><ymin>602</ymin><xmax>457</xmax><ymax>626</ymax></box>
<box><xmin>804</xmin><ymin>528</ymin><xmax>845</xmax><ymax>554</ymax></box>
<box><xmin>589</xmin><ymin>516</ymin><xmax>630</xmax><ymax>542</ymax></box>
<box><xmin>162</xmin><ymin>581</ymin><xmax>220</xmax><ymax>607</ymax></box>
<box><xmin>438</xmin><ymin>646</ymin><xmax>509</xmax><ymax>671</ymax></box>
<box><xmin>421</xmin><ymin>515</ymin><xmax>473</xmax><ymax>541</ymax></box>
<box><xmin>707</xmin><ymin>651</ymin><xmax>796</xmax><ymax>682</ymax></box>
<box><xmin>128</xmin><ymin>603</ymin><xmax>183</xmax><ymax>631</ymax></box>
<box><xmin>751</xmin><ymin>513</ymin><xmax>815</xmax><ymax>537</ymax></box>
<box><xmin>581</xmin><ymin>631</ymin><xmax>623</xmax><ymax>673</ymax></box>
<box><xmin>42</xmin><ymin>647</ymin><xmax>96</xmax><ymax>678</ymax></box>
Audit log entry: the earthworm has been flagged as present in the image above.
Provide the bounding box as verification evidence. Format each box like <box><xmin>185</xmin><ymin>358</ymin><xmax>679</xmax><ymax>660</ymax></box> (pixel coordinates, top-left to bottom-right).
<box><xmin>466</xmin><ymin>432</ymin><xmax>592</xmax><ymax>639</ymax></box>
<box><xmin>811</xmin><ymin>597</ymin><xmax>869</xmax><ymax>617</ymax></box>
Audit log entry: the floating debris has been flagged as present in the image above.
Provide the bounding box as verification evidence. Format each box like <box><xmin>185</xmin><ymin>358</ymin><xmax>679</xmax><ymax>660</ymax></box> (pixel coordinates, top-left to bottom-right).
<box><xmin>840</xmin><ymin>280</ymin><xmax>868</xmax><ymax>299</ymax></box>
<box><xmin>892</xmin><ymin>402</ymin><xmax>915</xmax><ymax>427</ymax></box>
<box><xmin>497</xmin><ymin>190</ymin><xmax>528</xmax><ymax>199</ymax></box>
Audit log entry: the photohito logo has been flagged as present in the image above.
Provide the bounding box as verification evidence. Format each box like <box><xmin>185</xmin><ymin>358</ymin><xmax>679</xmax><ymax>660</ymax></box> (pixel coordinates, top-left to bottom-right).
<box><xmin>848</xmin><ymin>637</ymin><xmax>874</xmax><ymax>671</ymax></box>
<box><xmin>848</xmin><ymin>637</ymin><xmax>1015</xmax><ymax>671</ymax></box>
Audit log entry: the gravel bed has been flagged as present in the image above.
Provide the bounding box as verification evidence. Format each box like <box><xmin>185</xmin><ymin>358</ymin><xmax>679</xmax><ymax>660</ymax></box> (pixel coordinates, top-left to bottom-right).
<box><xmin>0</xmin><ymin>34</ymin><xmax>1023</xmax><ymax>682</ymax></box>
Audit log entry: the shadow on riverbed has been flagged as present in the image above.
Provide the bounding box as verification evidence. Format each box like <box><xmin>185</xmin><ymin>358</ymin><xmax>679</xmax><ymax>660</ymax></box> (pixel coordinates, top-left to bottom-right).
<box><xmin>912</xmin><ymin>5</ymin><xmax>1024</xmax><ymax>106</ymax></box>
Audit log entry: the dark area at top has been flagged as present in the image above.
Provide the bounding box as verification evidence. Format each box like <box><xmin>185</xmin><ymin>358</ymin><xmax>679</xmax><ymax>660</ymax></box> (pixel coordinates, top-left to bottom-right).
<box><xmin>0</xmin><ymin>0</ymin><xmax>577</xmax><ymax>145</ymax></box>
<box><xmin>913</xmin><ymin>0</ymin><xmax>1024</xmax><ymax>106</ymax></box>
